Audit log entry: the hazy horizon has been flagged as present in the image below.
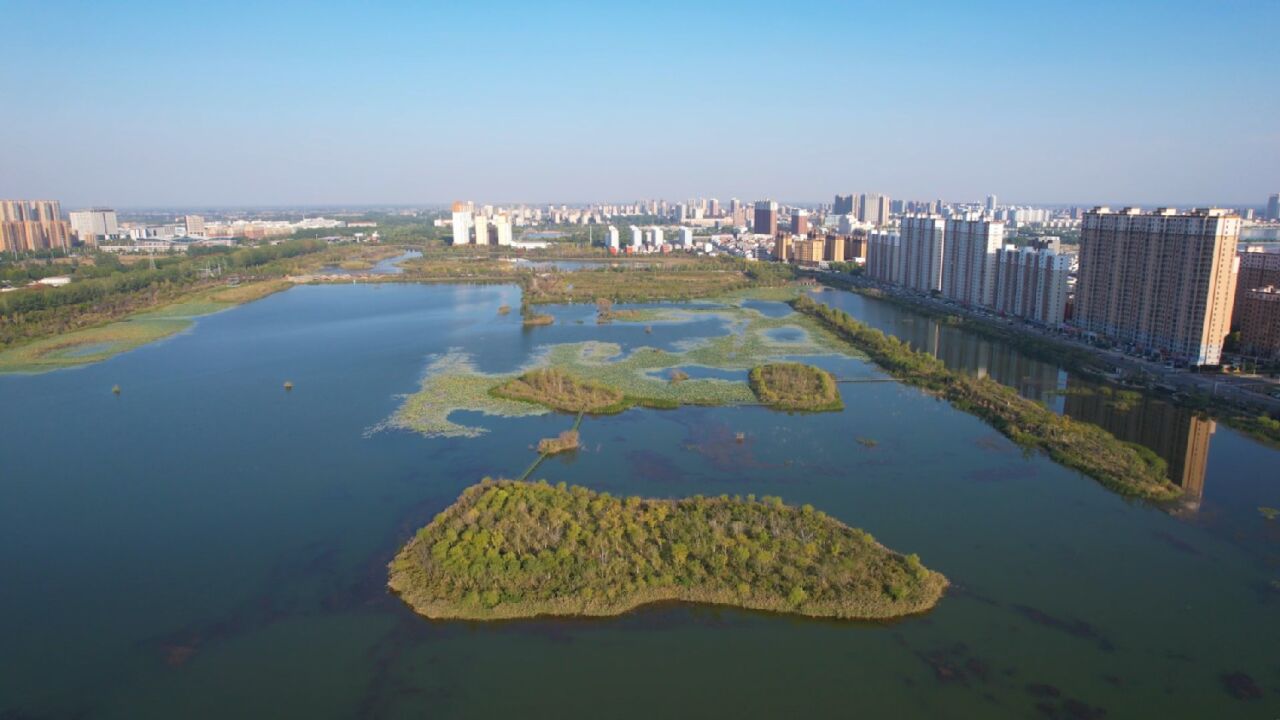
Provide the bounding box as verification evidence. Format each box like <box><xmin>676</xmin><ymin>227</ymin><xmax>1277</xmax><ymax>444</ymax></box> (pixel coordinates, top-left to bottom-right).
<box><xmin>3</xmin><ymin>0</ymin><xmax>1277</xmax><ymax>208</ymax></box>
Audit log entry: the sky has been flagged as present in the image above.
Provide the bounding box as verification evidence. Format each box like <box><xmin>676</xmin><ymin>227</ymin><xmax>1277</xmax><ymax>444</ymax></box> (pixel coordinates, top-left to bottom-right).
<box><xmin>2</xmin><ymin>0</ymin><xmax>1278</xmax><ymax>209</ymax></box>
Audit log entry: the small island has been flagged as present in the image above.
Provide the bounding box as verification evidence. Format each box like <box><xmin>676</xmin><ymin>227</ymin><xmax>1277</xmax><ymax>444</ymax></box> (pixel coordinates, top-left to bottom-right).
<box><xmin>388</xmin><ymin>479</ymin><xmax>948</xmax><ymax>621</ymax></box>
<box><xmin>492</xmin><ymin>368</ymin><xmax>626</xmax><ymax>413</ymax></box>
<box><xmin>749</xmin><ymin>362</ymin><xmax>843</xmax><ymax>412</ymax></box>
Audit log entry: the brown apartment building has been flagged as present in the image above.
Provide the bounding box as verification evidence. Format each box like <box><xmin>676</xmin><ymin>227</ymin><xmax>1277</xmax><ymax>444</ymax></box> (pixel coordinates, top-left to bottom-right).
<box><xmin>1075</xmin><ymin>207</ymin><xmax>1239</xmax><ymax>365</ymax></box>
<box><xmin>1</xmin><ymin>200</ymin><xmax>72</xmax><ymax>253</ymax></box>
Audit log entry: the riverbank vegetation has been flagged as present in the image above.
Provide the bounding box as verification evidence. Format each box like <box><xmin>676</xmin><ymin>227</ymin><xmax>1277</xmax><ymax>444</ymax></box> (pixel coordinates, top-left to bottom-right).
<box><xmin>388</xmin><ymin>479</ymin><xmax>947</xmax><ymax>621</ymax></box>
<box><xmin>749</xmin><ymin>362</ymin><xmax>843</xmax><ymax>412</ymax></box>
<box><xmin>0</xmin><ymin>240</ymin><xmax>331</xmax><ymax>356</ymax></box>
<box><xmin>0</xmin><ymin>280</ymin><xmax>293</xmax><ymax>373</ymax></box>
<box><xmin>790</xmin><ymin>295</ymin><xmax>1182</xmax><ymax>501</ymax></box>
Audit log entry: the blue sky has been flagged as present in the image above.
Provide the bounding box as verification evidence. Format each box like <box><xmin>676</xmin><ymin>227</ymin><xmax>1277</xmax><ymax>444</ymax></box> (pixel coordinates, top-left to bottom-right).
<box><xmin>2</xmin><ymin>0</ymin><xmax>1277</xmax><ymax>208</ymax></box>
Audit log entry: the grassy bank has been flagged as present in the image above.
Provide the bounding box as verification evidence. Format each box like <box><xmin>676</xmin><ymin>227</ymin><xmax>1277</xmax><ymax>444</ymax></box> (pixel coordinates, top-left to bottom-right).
<box><xmin>791</xmin><ymin>295</ymin><xmax>1181</xmax><ymax>501</ymax></box>
<box><xmin>0</xmin><ymin>280</ymin><xmax>291</xmax><ymax>373</ymax></box>
<box><xmin>389</xmin><ymin>479</ymin><xmax>947</xmax><ymax>621</ymax></box>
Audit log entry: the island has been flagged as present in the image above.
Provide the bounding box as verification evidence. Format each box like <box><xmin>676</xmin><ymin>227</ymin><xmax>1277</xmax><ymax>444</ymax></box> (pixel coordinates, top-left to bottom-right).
<box><xmin>749</xmin><ymin>362</ymin><xmax>843</xmax><ymax>412</ymax></box>
<box><xmin>388</xmin><ymin>479</ymin><xmax>948</xmax><ymax>621</ymax></box>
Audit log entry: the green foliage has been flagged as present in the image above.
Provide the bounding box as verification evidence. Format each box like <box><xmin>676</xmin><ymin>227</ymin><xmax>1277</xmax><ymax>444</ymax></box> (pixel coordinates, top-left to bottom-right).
<box><xmin>388</xmin><ymin>479</ymin><xmax>948</xmax><ymax>620</ymax></box>
<box><xmin>493</xmin><ymin>368</ymin><xmax>626</xmax><ymax>413</ymax></box>
<box><xmin>537</xmin><ymin>430</ymin><xmax>580</xmax><ymax>455</ymax></box>
<box><xmin>790</xmin><ymin>295</ymin><xmax>1182</xmax><ymax>501</ymax></box>
<box><xmin>749</xmin><ymin>362</ymin><xmax>843</xmax><ymax>412</ymax></box>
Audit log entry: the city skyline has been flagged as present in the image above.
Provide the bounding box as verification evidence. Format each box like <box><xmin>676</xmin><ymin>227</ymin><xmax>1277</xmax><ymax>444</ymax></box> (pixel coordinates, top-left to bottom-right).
<box><xmin>3</xmin><ymin>1</ymin><xmax>1278</xmax><ymax>207</ymax></box>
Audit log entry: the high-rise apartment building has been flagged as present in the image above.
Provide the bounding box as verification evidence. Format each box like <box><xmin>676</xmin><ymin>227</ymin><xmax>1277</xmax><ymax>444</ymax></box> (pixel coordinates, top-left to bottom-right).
<box><xmin>794</xmin><ymin>238</ymin><xmax>824</xmax><ymax>265</ymax></box>
<box><xmin>1235</xmin><ymin>247</ymin><xmax>1280</xmax><ymax>314</ymax></box>
<box><xmin>866</xmin><ymin>229</ymin><xmax>903</xmax><ymax>285</ymax></box>
<box><xmin>823</xmin><ymin>234</ymin><xmax>845</xmax><ymax>263</ymax></box>
<box><xmin>774</xmin><ymin>234</ymin><xmax>792</xmax><ymax>262</ymax></box>
<box><xmin>492</xmin><ymin>215</ymin><xmax>513</xmax><ymax>246</ymax></box>
<box><xmin>754</xmin><ymin>200</ymin><xmax>778</xmax><ymax>236</ymax></box>
<box><xmin>679</xmin><ymin>227</ymin><xmax>694</xmax><ymax>247</ymax></box>
<box><xmin>941</xmin><ymin>217</ymin><xmax>1004</xmax><ymax>307</ymax></box>
<box><xmin>791</xmin><ymin>210</ymin><xmax>809</xmax><ymax>236</ymax></box>
<box><xmin>1075</xmin><ymin>207</ymin><xmax>1240</xmax><ymax>365</ymax></box>
<box><xmin>1</xmin><ymin>200</ymin><xmax>71</xmax><ymax>252</ymax></box>
<box><xmin>450</xmin><ymin>202</ymin><xmax>472</xmax><ymax>245</ymax></box>
<box><xmin>899</xmin><ymin>215</ymin><xmax>945</xmax><ymax>293</ymax></box>
<box><xmin>607</xmin><ymin>225</ymin><xmax>620</xmax><ymax>250</ymax></box>
<box><xmin>859</xmin><ymin>193</ymin><xmax>890</xmax><ymax>226</ymax></box>
<box><xmin>68</xmin><ymin>208</ymin><xmax>119</xmax><ymax>244</ymax></box>
<box><xmin>986</xmin><ymin>194</ymin><xmax>998</xmax><ymax>213</ymax></box>
<box><xmin>472</xmin><ymin>214</ymin><xmax>490</xmax><ymax>244</ymax></box>
<box><xmin>992</xmin><ymin>245</ymin><xmax>1071</xmax><ymax>326</ymax></box>
<box><xmin>833</xmin><ymin>194</ymin><xmax>854</xmax><ymax>215</ymax></box>
<box><xmin>1237</xmin><ymin>286</ymin><xmax>1280</xmax><ymax>359</ymax></box>
<box><xmin>630</xmin><ymin>225</ymin><xmax>643</xmax><ymax>249</ymax></box>
<box><xmin>1266</xmin><ymin>193</ymin><xmax>1280</xmax><ymax>221</ymax></box>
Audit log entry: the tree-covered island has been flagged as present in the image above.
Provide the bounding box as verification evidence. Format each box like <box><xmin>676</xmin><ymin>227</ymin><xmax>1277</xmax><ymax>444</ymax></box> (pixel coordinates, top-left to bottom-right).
<box><xmin>388</xmin><ymin>479</ymin><xmax>948</xmax><ymax>621</ymax></box>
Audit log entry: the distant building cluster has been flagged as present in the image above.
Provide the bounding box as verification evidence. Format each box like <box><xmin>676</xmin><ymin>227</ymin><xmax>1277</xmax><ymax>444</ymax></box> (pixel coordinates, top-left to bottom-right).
<box><xmin>1</xmin><ymin>200</ymin><xmax>71</xmax><ymax>252</ymax></box>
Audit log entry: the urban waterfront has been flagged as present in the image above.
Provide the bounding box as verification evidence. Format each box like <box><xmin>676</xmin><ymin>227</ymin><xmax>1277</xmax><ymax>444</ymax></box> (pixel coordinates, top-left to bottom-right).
<box><xmin>1</xmin><ymin>282</ymin><xmax>1276</xmax><ymax>718</ymax></box>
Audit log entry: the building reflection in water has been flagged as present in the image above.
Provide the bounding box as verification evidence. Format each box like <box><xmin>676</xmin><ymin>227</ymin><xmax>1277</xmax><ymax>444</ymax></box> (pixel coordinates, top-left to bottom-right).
<box><xmin>1062</xmin><ymin>378</ymin><xmax>1213</xmax><ymax>512</ymax></box>
<box><xmin>880</xmin><ymin>310</ymin><xmax>1211</xmax><ymax>513</ymax></box>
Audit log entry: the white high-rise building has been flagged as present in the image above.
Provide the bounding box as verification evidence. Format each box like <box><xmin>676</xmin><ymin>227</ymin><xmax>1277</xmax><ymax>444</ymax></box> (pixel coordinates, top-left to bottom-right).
<box><xmin>629</xmin><ymin>225</ymin><xmax>643</xmax><ymax>250</ymax></box>
<box><xmin>900</xmin><ymin>215</ymin><xmax>945</xmax><ymax>293</ymax></box>
<box><xmin>607</xmin><ymin>225</ymin><xmax>620</xmax><ymax>250</ymax></box>
<box><xmin>678</xmin><ymin>227</ymin><xmax>693</xmax><ymax>247</ymax></box>
<box><xmin>941</xmin><ymin>217</ymin><xmax>1004</xmax><ymax>307</ymax></box>
<box><xmin>450</xmin><ymin>202</ymin><xmax>472</xmax><ymax>245</ymax></box>
<box><xmin>651</xmin><ymin>227</ymin><xmax>664</xmax><ymax>247</ymax></box>
<box><xmin>866</xmin><ymin>229</ymin><xmax>904</xmax><ymax>285</ymax></box>
<box><xmin>993</xmin><ymin>246</ymin><xmax>1071</xmax><ymax>326</ymax></box>
<box><xmin>472</xmin><ymin>214</ymin><xmax>489</xmax><ymax>244</ymax></box>
<box><xmin>493</xmin><ymin>215</ymin><xmax>513</xmax><ymax>246</ymax></box>
<box><xmin>69</xmin><ymin>208</ymin><xmax>118</xmax><ymax>243</ymax></box>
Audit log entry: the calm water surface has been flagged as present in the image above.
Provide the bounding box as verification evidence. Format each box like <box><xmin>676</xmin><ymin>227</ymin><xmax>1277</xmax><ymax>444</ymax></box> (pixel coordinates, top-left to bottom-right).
<box><xmin>1</xmin><ymin>283</ymin><xmax>1277</xmax><ymax>718</ymax></box>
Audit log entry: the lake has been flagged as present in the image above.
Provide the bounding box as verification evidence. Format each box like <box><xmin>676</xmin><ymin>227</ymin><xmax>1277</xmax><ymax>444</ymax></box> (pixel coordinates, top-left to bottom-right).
<box><xmin>1</xmin><ymin>282</ymin><xmax>1277</xmax><ymax>718</ymax></box>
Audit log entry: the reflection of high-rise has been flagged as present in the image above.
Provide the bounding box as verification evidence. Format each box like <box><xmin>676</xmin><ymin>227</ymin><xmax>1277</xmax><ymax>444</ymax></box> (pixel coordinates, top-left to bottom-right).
<box><xmin>1061</xmin><ymin>378</ymin><xmax>1212</xmax><ymax>508</ymax></box>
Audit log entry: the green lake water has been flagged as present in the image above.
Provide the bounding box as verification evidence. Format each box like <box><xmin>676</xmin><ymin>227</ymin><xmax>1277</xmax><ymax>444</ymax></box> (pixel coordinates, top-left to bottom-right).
<box><xmin>1</xmin><ymin>283</ymin><xmax>1277</xmax><ymax>718</ymax></box>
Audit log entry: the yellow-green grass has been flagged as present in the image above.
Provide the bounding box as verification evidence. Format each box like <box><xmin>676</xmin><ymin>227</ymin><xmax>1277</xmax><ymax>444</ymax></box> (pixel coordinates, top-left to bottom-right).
<box><xmin>389</xmin><ymin>479</ymin><xmax>948</xmax><ymax>621</ymax></box>
<box><xmin>0</xmin><ymin>280</ymin><xmax>291</xmax><ymax>374</ymax></box>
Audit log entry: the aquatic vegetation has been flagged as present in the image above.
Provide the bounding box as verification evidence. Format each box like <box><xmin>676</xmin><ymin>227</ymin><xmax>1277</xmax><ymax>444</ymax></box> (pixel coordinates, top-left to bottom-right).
<box><xmin>388</xmin><ymin>479</ymin><xmax>948</xmax><ymax>620</ymax></box>
<box><xmin>1259</xmin><ymin>507</ymin><xmax>1279</xmax><ymax>521</ymax></box>
<box><xmin>857</xmin><ymin>437</ymin><xmax>878</xmax><ymax>448</ymax></box>
<box><xmin>669</xmin><ymin>369</ymin><xmax>690</xmax><ymax>384</ymax></box>
<box><xmin>791</xmin><ymin>294</ymin><xmax>1182</xmax><ymax>502</ymax></box>
<box><xmin>386</xmin><ymin>352</ymin><xmax>548</xmax><ymax>438</ymax></box>
<box><xmin>387</xmin><ymin>300</ymin><xmax>865</xmax><ymax>438</ymax></box>
<box><xmin>749</xmin><ymin>363</ymin><xmax>843</xmax><ymax>412</ymax></box>
<box><xmin>497</xmin><ymin>304</ymin><xmax>511</xmax><ymax>315</ymax></box>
